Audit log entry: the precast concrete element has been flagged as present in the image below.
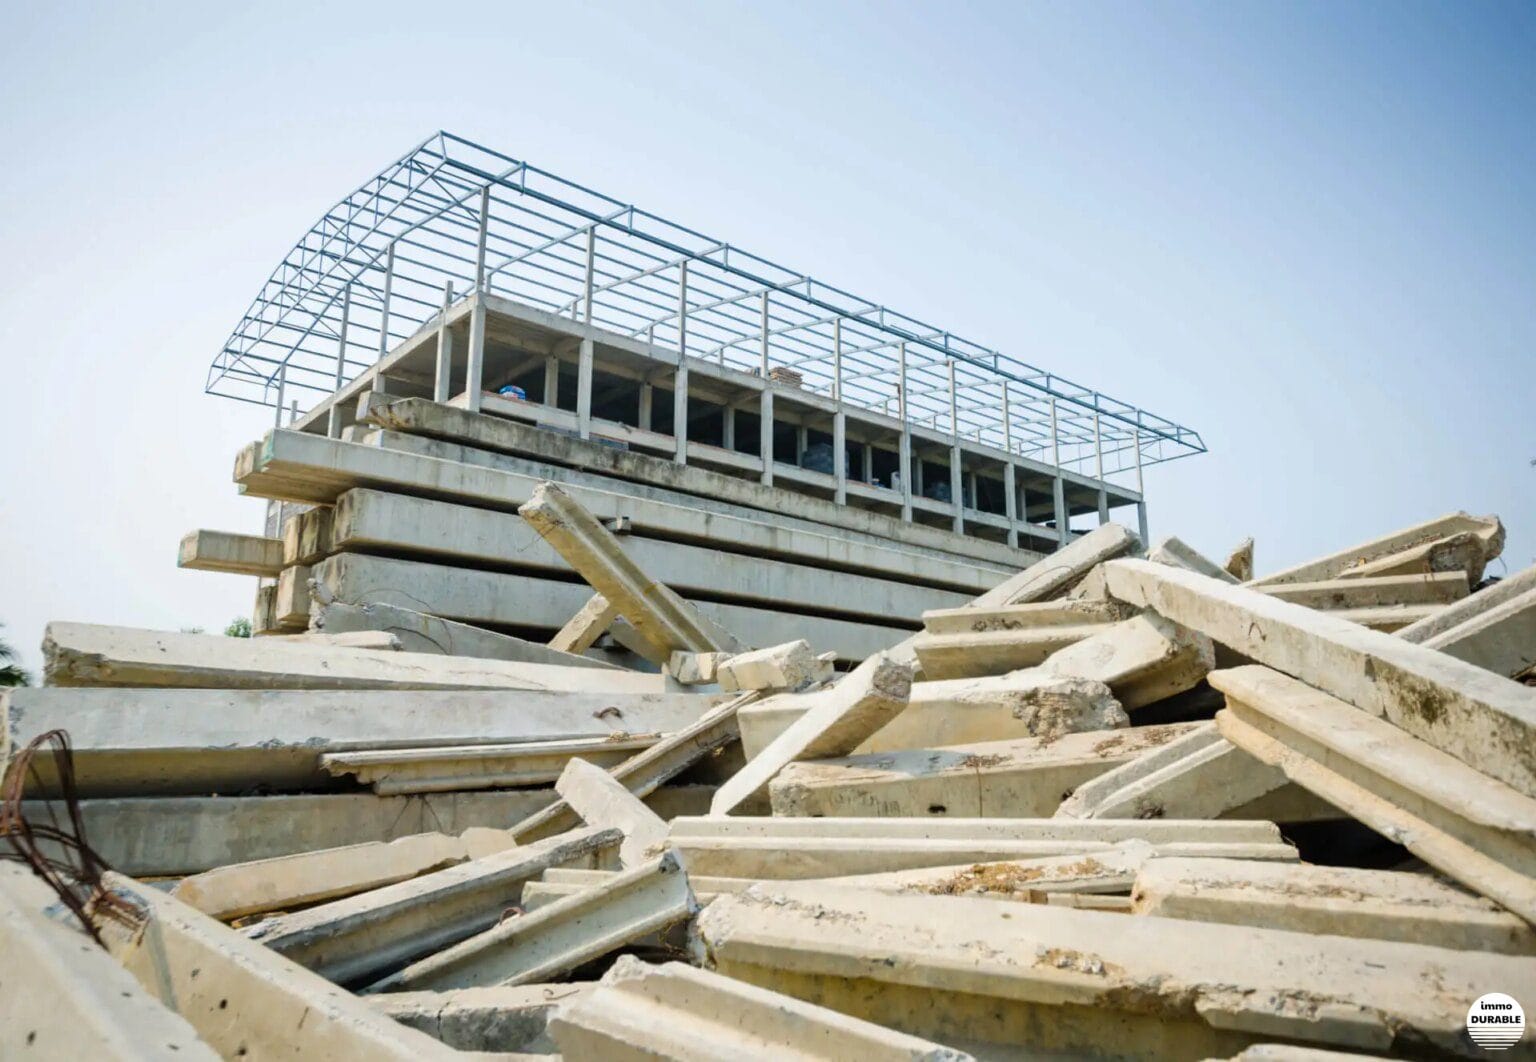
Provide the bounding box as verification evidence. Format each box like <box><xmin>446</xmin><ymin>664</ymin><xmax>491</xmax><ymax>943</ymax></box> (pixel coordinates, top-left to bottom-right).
<box><xmin>1254</xmin><ymin>572</ymin><xmax>1469</xmax><ymax>610</ymax></box>
<box><xmin>313</xmin><ymin>552</ymin><xmax>907</xmax><ymax>663</ymax></box>
<box><xmin>282</xmin><ymin>505</ymin><xmax>334</xmax><ymax>565</ymax></box>
<box><xmin>371</xmin><ymin>984</ymin><xmax>587</xmax><ymax>1053</ymax></box>
<box><xmin>274</xmin><ymin>564</ymin><xmax>312</xmax><ymax>625</ymax></box>
<box><xmin>0</xmin><ymin>865</ymin><xmax>219</xmax><ymax>1060</ymax></box>
<box><xmin>520</xmin><ymin>481</ymin><xmax>743</xmax><ymax>654</ymax></box>
<box><xmin>548</xmin><ymin>956</ymin><xmax>973</xmax><ymax>1061</ymax></box>
<box><xmin>321</xmin><ymin>735</ymin><xmax>659</xmax><ymax>796</ymax></box>
<box><xmin>667</xmin><ymin>650</ymin><xmax>730</xmax><ymax>685</ymax></box>
<box><xmin>1039</xmin><ymin>611</ymin><xmax>1216</xmax><ymax>710</ymax></box>
<box><xmin>1130</xmin><ymin>857</ymin><xmax>1536</xmax><ymax>955</ymax></box>
<box><xmin>4</xmin><ymin>686</ymin><xmax>718</xmax><ymax>797</ymax></box>
<box><xmin>769</xmin><ymin>722</ymin><xmax>1205</xmax><ymax>818</ymax></box>
<box><xmin>549</xmin><ymin>592</ymin><xmax>620</xmax><ymax>654</ymax></box>
<box><xmin>912</xmin><ymin>622</ymin><xmax>1114</xmax><ymax>680</ymax></box>
<box><xmin>972</xmin><ymin>522</ymin><xmax>1140</xmax><ymax>607</ymax></box>
<box><xmin>1397</xmin><ymin>562</ymin><xmax>1536</xmax><ymax>644</ymax></box>
<box><xmin>1213</xmin><ymin>665</ymin><xmax>1536</xmax><ymax>923</ymax></box>
<box><xmin>266</xmin><ymin>629</ymin><xmax>401</xmax><ymax>650</ymax></box>
<box><xmin>738</xmin><ymin>671</ymin><xmax>1126</xmax><ymax>759</ymax></box>
<box><xmin>1147</xmin><ymin>535</ymin><xmax>1240</xmax><ymax>583</ymax></box>
<box><xmin>172</xmin><ymin>832</ymin><xmax>488</xmax><ymax>921</ymax></box>
<box><xmin>32</xmin><ymin>788</ymin><xmax>714</xmax><ymax>877</ymax></box>
<box><xmin>715</xmin><ymin>639</ymin><xmax>831</xmax><ymax>692</ymax></box>
<box><xmin>1248</xmin><ymin>511</ymin><xmax>1504</xmax><ymax>588</ymax></box>
<box><xmin>557</xmin><ymin>756</ymin><xmax>670</xmax><ymax>867</ymax></box>
<box><xmin>1420</xmin><ymin>585</ymin><xmax>1536</xmax><ymax>679</ymax></box>
<box><xmin>710</xmin><ymin>653</ymin><xmax>913</xmax><ymax>815</ymax></box>
<box><xmin>372</xmin><ymin>850</ymin><xmax>697</xmax><ymax>992</ymax></box>
<box><xmin>1312</xmin><ymin>603</ymin><xmax>1445</xmax><ymax>632</ymax></box>
<box><xmin>85</xmin><ymin>872</ymin><xmax>460</xmax><ymax>1059</ymax></box>
<box><xmin>918</xmin><ymin>597</ymin><xmax>1134</xmax><ymax>635</ymax></box>
<box><xmin>1104</xmin><ymin>559</ymin><xmax>1536</xmax><ymax>797</ymax></box>
<box><xmin>1338</xmin><ymin>531</ymin><xmax>1486</xmax><ymax>583</ymax></box>
<box><xmin>313</xmin><ymin>599</ymin><xmax>618</xmax><ymax>669</ymax></box>
<box><xmin>1054</xmin><ymin>721</ymin><xmax>1337</xmax><ymax>823</ymax></box>
<box><xmin>692</xmin><ymin>881</ymin><xmax>1535</xmax><ymax>1059</ymax></box>
<box><xmin>810</xmin><ymin>840</ymin><xmax>1162</xmax><ymax>898</ymax></box>
<box><xmin>667</xmin><ymin>816</ymin><xmax>1296</xmax><ymax>879</ymax></box>
<box><xmin>1224</xmin><ymin>536</ymin><xmax>1254</xmax><ymax>581</ymax></box>
<box><xmin>41</xmin><ymin>621</ymin><xmax>668</xmax><ymax>693</ymax></box>
<box><xmin>512</xmin><ymin>692</ymin><xmax>760</xmax><ymax>845</ymax></box>
<box><xmin>177</xmin><ymin>529</ymin><xmax>284</xmax><ymax>577</ymax></box>
<box><xmin>247</xmin><ymin>826</ymin><xmax>620</xmax><ymax>987</ymax></box>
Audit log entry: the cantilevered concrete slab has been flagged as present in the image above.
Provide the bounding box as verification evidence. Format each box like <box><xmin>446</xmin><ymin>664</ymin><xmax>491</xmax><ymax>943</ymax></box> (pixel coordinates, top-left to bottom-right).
<box><xmin>177</xmin><ymin>529</ymin><xmax>284</xmax><ymax>577</ymax></box>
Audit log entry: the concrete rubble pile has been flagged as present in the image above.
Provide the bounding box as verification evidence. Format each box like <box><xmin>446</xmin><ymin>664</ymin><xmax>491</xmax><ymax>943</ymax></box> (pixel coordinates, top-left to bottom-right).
<box><xmin>5</xmin><ymin>405</ymin><xmax>1536</xmax><ymax>1059</ymax></box>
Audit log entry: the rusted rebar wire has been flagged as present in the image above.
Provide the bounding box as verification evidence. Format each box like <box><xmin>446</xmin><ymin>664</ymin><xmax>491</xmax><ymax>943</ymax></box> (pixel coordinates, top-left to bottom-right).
<box><xmin>0</xmin><ymin>728</ymin><xmax>142</xmax><ymax>946</ymax></box>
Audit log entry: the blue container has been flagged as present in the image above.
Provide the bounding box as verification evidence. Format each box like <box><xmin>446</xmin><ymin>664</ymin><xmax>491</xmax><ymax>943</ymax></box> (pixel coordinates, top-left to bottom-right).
<box><xmin>498</xmin><ymin>384</ymin><xmax>527</xmax><ymax>400</ymax></box>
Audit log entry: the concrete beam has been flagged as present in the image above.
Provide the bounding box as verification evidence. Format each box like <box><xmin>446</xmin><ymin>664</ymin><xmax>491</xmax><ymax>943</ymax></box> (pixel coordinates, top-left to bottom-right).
<box><xmin>1104</xmin><ymin>558</ymin><xmax>1536</xmax><ymax>797</ymax></box>
<box><xmin>1338</xmin><ymin>531</ymin><xmax>1486</xmax><ymax>584</ymax></box>
<box><xmin>512</xmin><ymin>692</ymin><xmax>760</xmax><ymax>845</ymax></box>
<box><xmin>520</xmin><ymin>481</ymin><xmax>742</xmax><ymax>654</ymax></box>
<box><xmin>1420</xmin><ymin>585</ymin><xmax>1536</xmax><ymax>680</ymax></box>
<box><xmin>177</xmin><ymin>529</ymin><xmax>284</xmax><ymax>577</ymax></box>
<box><xmin>965</xmin><ymin>521</ymin><xmax>1139</xmax><ymax>609</ymax></box>
<box><xmin>1224</xmin><ymin>537</ymin><xmax>1254</xmax><ymax>581</ymax></box>
<box><xmin>715</xmin><ymin>639</ymin><xmax>831</xmax><ymax>692</ymax></box>
<box><xmin>1397</xmin><ymin>562</ymin><xmax>1536</xmax><ymax>644</ymax></box>
<box><xmin>809</xmin><ymin>841</ymin><xmax>1160</xmax><ymax>899</ymax></box>
<box><xmin>313</xmin><ymin>553</ymin><xmax>908</xmax><ymax>663</ymax></box>
<box><xmin>372</xmin><ymin>851</ymin><xmax>696</xmax><ymax>992</ymax></box>
<box><xmin>1040</xmin><ymin>611</ymin><xmax>1215</xmax><ymax>710</ymax></box>
<box><xmin>1255</xmin><ymin>572</ymin><xmax>1469</xmax><ymax>610</ymax></box>
<box><xmin>711</xmin><ymin>653</ymin><xmax>913</xmax><ymax>815</ymax></box>
<box><xmin>548</xmin><ymin>956</ymin><xmax>969</xmax><ymax>1061</ymax></box>
<box><xmin>313</xmin><ymin>599</ymin><xmax>618</xmax><ymax>669</ymax></box>
<box><xmin>1131</xmin><ymin>857</ymin><xmax>1536</xmax><ymax>956</ymax></box>
<box><xmin>371</xmin><ymin>984</ymin><xmax>580</xmax><ymax>1053</ymax></box>
<box><xmin>283</xmin><ymin>505</ymin><xmax>333</xmax><ymax>565</ymax></box>
<box><xmin>918</xmin><ymin>597</ymin><xmax>1133</xmax><ymax>635</ymax></box>
<box><xmin>911</xmin><ymin>622</ymin><xmax>1112</xmax><ymax>680</ymax></box>
<box><xmin>693</xmin><ymin>880</ymin><xmax>1533</xmax><ymax>1058</ymax></box>
<box><xmin>557</xmin><ymin>756</ymin><xmax>670</xmax><ymax>867</ymax></box>
<box><xmin>549</xmin><ymin>593</ymin><xmax>620</xmax><ymax>654</ymax></box>
<box><xmin>247</xmin><ymin>826</ymin><xmax>620</xmax><ymax>987</ymax></box>
<box><xmin>4</xmin><ymin>686</ymin><xmax>718</xmax><ymax>797</ymax></box>
<box><xmin>321</xmin><ymin>735</ymin><xmax>659</xmax><ymax>795</ymax></box>
<box><xmin>1248</xmin><ymin>511</ymin><xmax>1504</xmax><ymax>588</ymax></box>
<box><xmin>0</xmin><ymin>865</ymin><xmax>218</xmax><ymax>1060</ymax></box>
<box><xmin>1148</xmin><ymin>535</ymin><xmax>1240</xmax><ymax>583</ymax></box>
<box><xmin>667</xmin><ymin>816</ymin><xmax>1295</xmax><ymax>879</ymax></box>
<box><xmin>41</xmin><ymin>621</ymin><xmax>668</xmax><ymax>693</ymax></box>
<box><xmin>86</xmin><ymin>872</ymin><xmax>460</xmax><ymax>1059</ymax></box>
<box><xmin>769</xmin><ymin>722</ymin><xmax>1205</xmax><ymax>818</ymax></box>
<box><xmin>1213</xmin><ymin>664</ymin><xmax>1536</xmax><ymax>923</ymax></box>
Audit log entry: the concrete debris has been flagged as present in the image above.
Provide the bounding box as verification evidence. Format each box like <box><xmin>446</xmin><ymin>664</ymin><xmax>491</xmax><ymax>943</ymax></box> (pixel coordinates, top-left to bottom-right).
<box><xmin>12</xmin><ymin>399</ymin><xmax>1534</xmax><ymax>1062</ymax></box>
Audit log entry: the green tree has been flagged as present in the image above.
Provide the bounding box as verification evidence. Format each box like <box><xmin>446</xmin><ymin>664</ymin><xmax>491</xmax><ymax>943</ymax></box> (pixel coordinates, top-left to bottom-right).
<box><xmin>0</xmin><ymin>624</ymin><xmax>31</xmax><ymax>688</ymax></box>
<box><xmin>225</xmin><ymin>617</ymin><xmax>253</xmax><ymax>638</ymax></box>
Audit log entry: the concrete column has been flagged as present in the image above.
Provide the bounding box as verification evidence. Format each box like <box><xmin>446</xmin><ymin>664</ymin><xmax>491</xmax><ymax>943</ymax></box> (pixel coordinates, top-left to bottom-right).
<box><xmin>544</xmin><ymin>356</ymin><xmax>560</xmax><ymax>408</ymax></box>
<box><xmin>674</xmin><ymin>262</ymin><xmax>688</xmax><ymax>465</ymax></box>
<box><xmin>758</xmin><ymin>390</ymin><xmax>774</xmax><ymax>485</ymax></box>
<box><xmin>576</xmin><ymin>338</ymin><xmax>594</xmax><ymax>440</ymax></box>
<box><xmin>327</xmin><ymin>285</ymin><xmax>352</xmax><ymax>439</ymax></box>
<box><xmin>897</xmin><ymin>342</ymin><xmax>912</xmax><ymax>522</ymax></box>
<box><xmin>1098</xmin><ymin>489</ymin><xmax>1110</xmax><ymax>526</ymax></box>
<box><xmin>833</xmin><ymin>412</ymin><xmax>847</xmax><ymax>502</ymax></box>
<box><xmin>913</xmin><ymin>456</ymin><xmax>924</xmax><ymax>499</ymax></box>
<box><xmin>639</xmin><ymin>383</ymin><xmax>653</xmax><ymax>431</ymax></box>
<box><xmin>861</xmin><ymin>442</ymin><xmax>873</xmax><ymax>484</ymax></box>
<box><xmin>796</xmin><ymin>425</ymin><xmax>808</xmax><ymax>466</ymax></box>
<box><xmin>465</xmin><ymin>187</ymin><xmax>491</xmax><ymax>414</ymax></box>
<box><xmin>433</xmin><ymin>283</ymin><xmax>454</xmax><ymax>403</ymax></box>
<box><xmin>947</xmin><ymin>359</ymin><xmax>962</xmax><ymax>534</ymax></box>
<box><xmin>1138</xmin><ymin>501</ymin><xmax>1150</xmax><ymax>546</ymax></box>
<box><xmin>723</xmin><ymin>405</ymin><xmax>736</xmax><ymax>451</ymax></box>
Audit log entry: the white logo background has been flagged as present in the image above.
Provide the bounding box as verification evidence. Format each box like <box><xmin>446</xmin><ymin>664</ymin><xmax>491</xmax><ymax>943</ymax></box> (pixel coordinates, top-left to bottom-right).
<box><xmin>1467</xmin><ymin>993</ymin><xmax>1526</xmax><ymax>1051</ymax></box>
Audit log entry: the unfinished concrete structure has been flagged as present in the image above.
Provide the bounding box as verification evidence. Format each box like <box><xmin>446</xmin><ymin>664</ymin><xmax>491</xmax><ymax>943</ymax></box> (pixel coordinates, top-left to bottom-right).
<box><xmin>204</xmin><ymin>132</ymin><xmax>1204</xmax><ymax>654</ymax></box>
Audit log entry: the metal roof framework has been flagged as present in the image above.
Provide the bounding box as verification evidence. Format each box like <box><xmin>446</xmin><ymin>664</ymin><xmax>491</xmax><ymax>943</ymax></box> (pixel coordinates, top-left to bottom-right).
<box><xmin>207</xmin><ymin>131</ymin><xmax>1206</xmax><ymax>481</ymax></box>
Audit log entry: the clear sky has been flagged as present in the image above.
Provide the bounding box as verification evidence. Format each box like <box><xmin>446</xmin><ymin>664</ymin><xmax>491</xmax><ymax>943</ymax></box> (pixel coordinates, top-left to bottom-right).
<box><xmin>1</xmin><ymin>1</ymin><xmax>1531</xmax><ymax>675</ymax></box>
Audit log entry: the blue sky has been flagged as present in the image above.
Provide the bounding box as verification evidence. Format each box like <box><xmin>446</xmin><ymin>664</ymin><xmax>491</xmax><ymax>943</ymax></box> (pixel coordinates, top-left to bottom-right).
<box><xmin>1</xmin><ymin>1</ymin><xmax>1531</xmax><ymax>673</ymax></box>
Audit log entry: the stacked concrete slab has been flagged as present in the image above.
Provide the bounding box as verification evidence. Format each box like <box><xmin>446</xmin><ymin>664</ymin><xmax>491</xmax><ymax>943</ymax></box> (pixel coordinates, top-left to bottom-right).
<box><xmin>7</xmin><ymin>500</ymin><xmax>1536</xmax><ymax>1059</ymax></box>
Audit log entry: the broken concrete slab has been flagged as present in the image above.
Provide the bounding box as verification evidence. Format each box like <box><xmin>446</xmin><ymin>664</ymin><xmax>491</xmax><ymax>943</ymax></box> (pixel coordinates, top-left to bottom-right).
<box><xmin>41</xmin><ymin>621</ymin><xmax>669</xmax><ymax>693</ymax></box>
<box><xmin>0</xmin><ymin>865</ymin><xmax>219</xmax><ymax>1060</ymax></box>
<box><xmin>372</xmin><ymin>984</ymin><xmax>587</xmax><ymax>1053</ymax></box>
<box><xmin>715</xmin><ymin>639</ymin><xmax>831</xmax><ymax>692</ymax></box>
<box><xmin>321</xmin><ymin>735</ymin><xmax>659</xmax><ymax>796</ymax></box>
<box><xmin>86</xmin><ymin>871</ymin><xmax>461</xmax><ymax>1059</ymax></box>
<box><xmin>1148</xmin><ymin>535</ymin><xmax>1240</xmax><ymax>583</ymax></box>
<box><xmin>1054</xmin><ymin>721</ymin><xmax>1337</xmax><ymax>823</ymax></box>
<box><xmin>371</xmin><ymin>850</ymin><xmax>697</xmax><ymax>992</ymax></box>
<box><xmin>247</xmin><ymin>826</ymin><xmax>620</xmax><ymax>987</ymax></box>
<box><xmin>1224</xmin><ymin>537</ymin><xmax>1254</xmax><ymax>581</ymax></box>
<box><xmin>668</xmin><ymin>816</ymin><xmax>1296</xmax><ymax>879</ymax></box>
<box><xmin>177</xmin><ymin>528</ymin><xmax>284</xmax><ymax>577</ymax></box>
<box><xmin>1040</xmin><ymin>610</ymin><xmax>1216</xmax><ymax>710</ymax></box>
<box><xmin>519</xmin><ymin>480</ymin><xmax>743</xmax><ymax>654</ymax></box>
<box><xmin>4</xmin><ymin>686</ymin><xmax>719</xmax><ymax>796</ymax></box>
<box><xmin>1212</xmin><ymin>664</ymin><xmax>1536</xmax><ymax>923</ymax></box>
<box><xmin>768</xmin><ymin>722</ymin><xmax>1205</xmax><ymax>818</ymax></box>
<box><xmin>1131</xmin><ymin>857</ymin><xmax>1536</xmax><ymax>955</ymax></box>
<box><xmin>1255</xmin><ymin>572</ymin><xmax>1469</xmax><ymax>610</ymax></box>
<box><xmin>557</xmin><ymin>756</ymin><xmax>670</xmax><ymax>867</ymax></box>
<box><xmin>313</xmin><ymin>599</ymin><xmax>619</xmax><ymax>669</ymax></box>
<box><xmin>1103</xmin><ymin>559</ymin><xmax>1536</xmax><ymax>797</ymax></box>
<box><xmin>171</xmin><ymin>832</ymin><xmax>482</xmax><ymax>921</ymax></box>
<box><xmin>910</xmin><ymin>623</ymin><xmax>1111</xmax><ymax>681</ymax></box>
<box><xmin>1249</xmin><ymin>511</ymin><xmax>1504</xmax><ymax>588</ymax></box>
<box><xmin>548</xmin><ymin>955</ymin><xmax>972</xmax><ymax>1061</ymax></box>
<box><xmin>511</xmin><ymin>692</ymin><xmax>760</xmax><ymax>845</ymax></box>
<box><xmin>710</xmin><ymin>653</ymin><xmax>913</xmax><ymax>815</ymax></box>
<box><xmin>692</xmin><ymin>880</ymin><xmax>1534</xmax><ymax>1058</ymax></box>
